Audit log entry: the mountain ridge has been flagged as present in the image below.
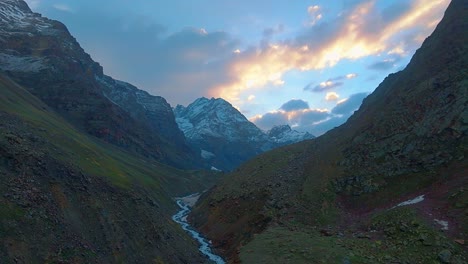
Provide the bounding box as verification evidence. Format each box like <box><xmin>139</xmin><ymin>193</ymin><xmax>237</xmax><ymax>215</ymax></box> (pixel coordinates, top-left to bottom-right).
<box><xmin>174</xmin><ymin>97</ymin><xmax>315</xmax><ymax>171</ymax></box>
<box><xmin>191</xmin><ymin>0</ymin><xmax>468</xmax><ymax>262</ymax></box>
<box><xmin>0</xmin><ymin>0</ymin><xmax>200</xmax><ymax>169</ymax></box>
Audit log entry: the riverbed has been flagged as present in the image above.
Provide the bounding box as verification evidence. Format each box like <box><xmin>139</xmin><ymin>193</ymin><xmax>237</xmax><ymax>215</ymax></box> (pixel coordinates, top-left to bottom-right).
<box><xmin>172</xmin><ymin>193</ymin><xmax>225</xmax><ymax>264</ymax></box>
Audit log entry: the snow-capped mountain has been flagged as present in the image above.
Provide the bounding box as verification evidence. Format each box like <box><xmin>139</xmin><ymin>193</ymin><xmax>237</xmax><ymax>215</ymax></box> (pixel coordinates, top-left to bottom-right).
<box><xmin>174</xmin><ymin>97</ymin><xmax>315</xmax><ymax>171</ymax></box>
<box><xmin>174</xmin><ymin>97</ymin><xmax>270</xmax><ymax>144</ymax></box>
<box><xmin>267</xmin><ymin>125</ymin><xmax>315</xmax><ymax>145</ymax></box>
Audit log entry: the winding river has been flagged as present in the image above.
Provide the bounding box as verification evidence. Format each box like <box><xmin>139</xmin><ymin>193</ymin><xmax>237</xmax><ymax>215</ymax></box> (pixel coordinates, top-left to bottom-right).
<box><xmin>172</xmin><ymin>194</ymin><xmax>225</xmax><ymax>264</ymax></box>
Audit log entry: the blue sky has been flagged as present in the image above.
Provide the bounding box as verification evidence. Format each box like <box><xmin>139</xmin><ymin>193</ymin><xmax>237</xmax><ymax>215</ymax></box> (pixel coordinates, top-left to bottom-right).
<box><xmin>25</xmin><ymin>0</ymin><xmax>449</xmax><ymax>135</ymax></box>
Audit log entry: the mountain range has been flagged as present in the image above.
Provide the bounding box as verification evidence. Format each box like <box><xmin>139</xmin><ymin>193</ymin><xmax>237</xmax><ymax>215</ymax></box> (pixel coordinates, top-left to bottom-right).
<box><xmin>174</xmin><ymin>97</ymin><xmax>314</xmax><ymax>171</ymax></box>
<box><xmin>0</xmin><ymin>1</ymin><xmax>214</xmax><ymax>262</ymax></box>
<box><xmin>191</xmin><ymin>0</ymin><xmax>468</xmax><ymax>262</ymax></box>
<box><xmin>0</xmin><ymin>0</ymin><xmax>466</xmax><ymax>263</ymax></box>
<box><xmin>0</xmin><ymin>1</ymin><xmax>317</xmax><ymax>262</ymax></box>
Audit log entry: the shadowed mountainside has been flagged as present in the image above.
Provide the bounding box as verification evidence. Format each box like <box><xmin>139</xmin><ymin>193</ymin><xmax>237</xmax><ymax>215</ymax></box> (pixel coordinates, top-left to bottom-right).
<box><xmin>0</xmin><ymin>73</ymin><xmax>220</xmax><ymax>263</ymax></box>
<box><xmin>0</xmin><ymin>0</ymin><xmax>201</xmax><ymax>169</ymax></box>
<box><xmin>191</xmin><ymin>0</ymin><xmax>468</xmax><ymax>262</ymax></box>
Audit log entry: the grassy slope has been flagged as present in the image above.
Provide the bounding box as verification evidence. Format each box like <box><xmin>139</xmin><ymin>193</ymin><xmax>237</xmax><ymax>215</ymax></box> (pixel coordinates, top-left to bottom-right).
<box><xmin>0</xmin><ymin>74</ymin><xmax>217</xmax><ymax>197</ymax></box>
<box><xmin>0</xmin><ymin>74</ymin><xmax>220</xmax><ymax>263</ymax></box>
<box><xmin>192</xmin><ymin>1</ymin><xmax>468</xmax><ymax>262</ymax></box>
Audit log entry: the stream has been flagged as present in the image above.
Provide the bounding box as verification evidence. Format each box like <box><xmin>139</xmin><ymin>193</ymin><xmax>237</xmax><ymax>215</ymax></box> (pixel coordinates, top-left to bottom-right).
<box><xmin>172</xmin><ymin>194</ymin><xmax>225</xmax><ymax>264</ymax></box>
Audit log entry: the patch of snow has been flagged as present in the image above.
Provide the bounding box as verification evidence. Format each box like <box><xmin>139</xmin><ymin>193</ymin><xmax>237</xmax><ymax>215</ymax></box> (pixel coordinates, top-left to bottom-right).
<box><xmin>0</xmin><ymin>53</ymin><xmax>47</xmax><ymax>72</ymax></box>
<box><xmin>0</xmin><ymin>1</ymin><xmax>53</xmax><ymax>34</ymax></box>
<box><xmin>201</xmin><ymin>150</ymin><xmax>215</xmax><ymax>160</ymax></box>
<box><xmin>392</xmin><ymin>195</ymin><xmax>425</xmax><ymax>209</ymax></box>
<box><xmin>175</xmin><ymin>117</ymin><xmax>193</xmax><ymax>134</ymax></box>
<box><xmin>211</xmin><ymin>166</ymin><xmax>222</xmax><ymax>172</ymax></box>
<box><xmin>434</xmin><ymin>219</ymin><xmax>449</xmax><ymax>231</ymax></box>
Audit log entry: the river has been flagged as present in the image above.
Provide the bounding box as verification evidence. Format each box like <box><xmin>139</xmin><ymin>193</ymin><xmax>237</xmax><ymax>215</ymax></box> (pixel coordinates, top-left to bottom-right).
<box><xmin>172</xmin><ymin>194</ymin><xmax>225</xmax><ymax>264</ymax></box>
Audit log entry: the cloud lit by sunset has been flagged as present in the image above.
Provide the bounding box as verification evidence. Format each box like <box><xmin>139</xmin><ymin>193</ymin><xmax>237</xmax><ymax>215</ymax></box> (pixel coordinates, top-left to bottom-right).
<box><xmin>28</xmin><ymin>0</ymin><xmax>450</xmax><ymax>135</ymax></box>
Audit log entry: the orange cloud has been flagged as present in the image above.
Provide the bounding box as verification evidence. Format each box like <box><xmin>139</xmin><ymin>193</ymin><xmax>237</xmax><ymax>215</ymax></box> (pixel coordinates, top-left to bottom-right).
<box><xmin>210</xmin><ymin>0</ymin><xmax>449</xmax><ymax>104</ymax></box>
<box><xmin>325</xmin><ymin>92</ymin><xmax>340</xmax><ymax>101</ymax></box>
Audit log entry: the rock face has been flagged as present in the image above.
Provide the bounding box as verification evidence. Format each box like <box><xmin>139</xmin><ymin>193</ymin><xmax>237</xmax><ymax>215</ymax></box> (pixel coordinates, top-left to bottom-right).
<box><xmin>267</xmin><ymin>125</ymin><xmax>315</xmax><ymax>145</ymax></box>
<box><xmin>174</xmin><ymin>97</ymin><xmax>314</xmax><ymax>171</ymax></box>
<box><xmin>0</xmin><ymin>0</ymin><xmax>199</xmax><ymax>169</ymax></box>
<box><xmin>191</xmin><ymin>1</ymin><xmax>468</xmax><ymax>262</ymax></box>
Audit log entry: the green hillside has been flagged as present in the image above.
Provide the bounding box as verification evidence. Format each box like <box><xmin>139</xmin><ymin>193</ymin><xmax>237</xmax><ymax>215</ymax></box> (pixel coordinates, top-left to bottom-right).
<box><xmin>0</xmin><ymin>73</ymin><xmax>219</xmax><ymax>263</ymax></box>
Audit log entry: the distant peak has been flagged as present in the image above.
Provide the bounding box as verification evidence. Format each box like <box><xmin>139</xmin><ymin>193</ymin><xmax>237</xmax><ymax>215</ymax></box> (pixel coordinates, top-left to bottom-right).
<box><xmin>269</xmin><ymin>124</ymin><xmax>292</xmax><ymax>133</ymax></box>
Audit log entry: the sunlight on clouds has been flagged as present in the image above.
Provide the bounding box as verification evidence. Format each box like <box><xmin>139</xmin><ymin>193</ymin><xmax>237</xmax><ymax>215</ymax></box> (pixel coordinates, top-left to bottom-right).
<box><xmin>307</xmin><ymin>5</ymin><xmax>322</xmax><ymax>26</ymax></box>
<box><xmin>380</xmin><ymin>0</ymin><xmax>449</xmax><ymax>43</ymax></box>
<box><xmin>346</xmin><ymin>73</ymin><xmax>357</xmax><ymax>79</ymax></box>
<box><xmin>326</xmin><ymin>92</ymin><xmax>339</xmax><ymax>101</ymax></box>
<box><xmin>211</xmin><ymin>0</ymin><xmax>449</xmax><ymax>105</ymax></box>
<box><xmin>307</xmin><ymin>5</ymin><xmax>320</xmax><ymax>14</ymax></box>
<box><xmin>247</xmin><ymin>95</ymin><xmax>255</xmax><ymax>101</ymax></box>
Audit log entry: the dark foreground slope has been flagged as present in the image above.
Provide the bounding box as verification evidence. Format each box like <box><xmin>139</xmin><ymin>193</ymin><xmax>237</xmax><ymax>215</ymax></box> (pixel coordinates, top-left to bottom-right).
<box><xmin>192</xmin><ymin>0</ymin><xmax>468</xmax><ymax>263</ymax></box>
<box><xmin>0</xmin><ymin>74</ymin><xmax>218</xmax><ymax>263</ymax></box>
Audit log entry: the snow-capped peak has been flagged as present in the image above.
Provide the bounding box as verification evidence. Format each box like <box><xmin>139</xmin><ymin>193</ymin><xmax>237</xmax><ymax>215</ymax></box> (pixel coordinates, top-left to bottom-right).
<box><xmin>0</xmin><ymin>0</ymin><xmax>53</xmax><ymax>35</ymax></box>
<box><xmin>267</xmin><ymin>124</ymin><xmax>315</xmax><ymax>144</ymax></box>
<box><xmin>174</xmin><ymin>97</ymin><xmax>262</xmax><ymax>141</ymax></box>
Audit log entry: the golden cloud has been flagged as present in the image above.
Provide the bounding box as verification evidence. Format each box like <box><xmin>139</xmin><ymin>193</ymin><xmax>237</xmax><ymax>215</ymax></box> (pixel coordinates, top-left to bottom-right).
<box><xmin>210</xmin><ymin>0</ymin><xmax>449</xmax><ymax>104</ymax></box>
<box><xmin>325</xmin><ymin>92</ymin><xmax>340</xmax><ymax>101</ymax></box>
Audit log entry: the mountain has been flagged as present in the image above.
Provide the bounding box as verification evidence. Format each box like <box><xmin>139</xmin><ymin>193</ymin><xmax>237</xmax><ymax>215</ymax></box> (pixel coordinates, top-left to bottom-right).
<box><xmin>267</xmin><ymin>125</ymin><xmax>315</xmax><ymax>145</ymax></box>
<box><xmin>191</xmin><ymin>1</ymin><xmax>468</xmax><ymax>263</ymax></box>
<box><xmin>0</xmin><ymin>1</ymin><xmax>224</xmax><ymax>262</ymax></box>
<box><xmin>0</xmin><ymin>0</ymin><xmax>200</xmax><ymax>169</ymax></box>
<box><xmin>0</xmin><ymin>73</ymin><xmax>223</xmax><ymax>262</ymax></box>
<box><xmin>174</xmin><ymin>97</ymin><xmax>314</xmax><ymax>171</ymax></box>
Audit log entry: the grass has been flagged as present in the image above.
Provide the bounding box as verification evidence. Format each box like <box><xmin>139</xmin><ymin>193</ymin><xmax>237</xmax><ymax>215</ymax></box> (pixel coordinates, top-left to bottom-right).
<box><xmin>240</xmin><ymin>227</ymin><xmax>348</xmax><ymax>264</ymax></box>
<box><xmin>0</xmin><ymin>74</ymin><xmax>219</xmax><ymax>202</ymax></box>
<box><xmin>240</xmin><ymin>206</ymin><xmax>468</xmax><ymax>263</ymax></box>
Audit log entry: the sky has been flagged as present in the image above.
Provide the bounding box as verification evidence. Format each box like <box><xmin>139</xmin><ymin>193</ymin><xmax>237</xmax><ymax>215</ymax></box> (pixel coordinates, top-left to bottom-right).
<box><xmin>25</xmin><ymin>0</ymin><xmax>450</xmax><ymax>135</ymax></box>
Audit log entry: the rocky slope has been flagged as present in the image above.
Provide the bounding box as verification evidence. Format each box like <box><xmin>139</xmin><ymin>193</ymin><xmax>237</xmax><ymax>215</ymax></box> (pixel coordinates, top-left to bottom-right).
<box><xmin>0</xmin><ymin>74</ymin><xmax>222</xmax><ymax>263</ymax></box>
<box><xmin>267</xmin><ymin>125</ymin><xmax>315</xmax><ymax>145</ymax></box>
<box><xmin>174</xmin><ymin>97</ymin><xmax>314</xmax><ymax>171</ymax></box>
<box><xmin>191</xmin><ymin>0</ymin><xmax>468</xmax><ymax>262</ymax></box>
<box><xmin>0</xmin><ymin>0</ymin><xmax>199</xmax><ymax>169</ymax></box>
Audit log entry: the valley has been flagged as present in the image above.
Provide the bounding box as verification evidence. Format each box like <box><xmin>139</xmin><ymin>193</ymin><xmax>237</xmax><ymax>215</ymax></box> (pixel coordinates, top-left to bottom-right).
<box><xmin>0</xmin><ymin>0</ymin><xmax>466</xmax><ymax>263</ymax></box>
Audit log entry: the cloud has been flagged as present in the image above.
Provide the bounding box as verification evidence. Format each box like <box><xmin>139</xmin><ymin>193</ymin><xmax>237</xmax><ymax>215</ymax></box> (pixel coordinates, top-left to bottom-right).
<box><xmin>252</xmin><ymin>97</ymin><xmax>331</xmax><ymax>133</ymax></box>
<box><xmin>63</xmin><ymin>6</ymin><xmax>240</xmax><ymax>105</ymax></box>
<box><xmin>304</xmin><ymin>80</ymin><xmax>343</xmax><ymax>92</ymax></box>
<box><xmin>252</xmin><ymin>92</ymin><xmax>369</xmax><ymax>135</ymax></box>
<box><xmin>251</xmin><ymin>111</ymin><xmax>289</xmax><ymax>131</ymax></box>
<box><xmin>367</xmin><ymin>55</ymin><xmax>402</xmax><ymax>71</ymax></box>
<box><xmin>297</xmin><ymin>109</ymin><xmax>330</xmax><ymax>124</ymax></box>
<box><xmin>251</xmin><ymin>108</ymin><xmax>331</xmax><ymax>132</ymax></box>
<box><xmin>346</xmin><ymin>73</ymin><xmax>357</xmax><ymax>79</ymax></box>
<box><xmin>53</xmin><ymin>4</ymin><xmax>73</xmax><ymax>12</ymax></box>
<box><xmin>304</xmin><ymin>72</ymin><xmax>357</xmax><ymax>92</ymax></box>
<box><xmin>24</xmin><ymin>0</ymin><xmax>40</xmax><ymax>9</ymax></box>
<box><xmin>280</xmin><ymin>99</ymin><xmax>309</xmax><ymax>111</ymax></box>
<box><xmin>368</xmin><ymin>60</ymin><xmax>395</xmax><ymax>71</ymax></box>
<box><xmin>307</xmin><ymin>5</ymin><xmax>322</xmax><ymax>26</ymax></box>
<box><xmin>211</xmin><ymin>0</ymin><xmax>449</xmax><ymax>103</ymax></box>
<box><xmin>247</xmin><ymin>95</ymin><xmax>255</xmax><ymax>101</ymax></box>
<box><xmin>331</xmin><ymin>92</ymin><xmax>368</xmax><ymax>115</ymax></box>
<box><xmin>325</xmin><ymin>92</ymin><xmax>339</xmax><ymax>101</ymax></box>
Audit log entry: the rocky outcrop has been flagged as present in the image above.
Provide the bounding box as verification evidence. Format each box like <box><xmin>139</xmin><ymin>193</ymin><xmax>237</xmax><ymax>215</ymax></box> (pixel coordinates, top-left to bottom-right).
<box><xmin>267</xmin><ymin>125</ymin><xmax>315</xmax><ymax>145</ymax></box>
